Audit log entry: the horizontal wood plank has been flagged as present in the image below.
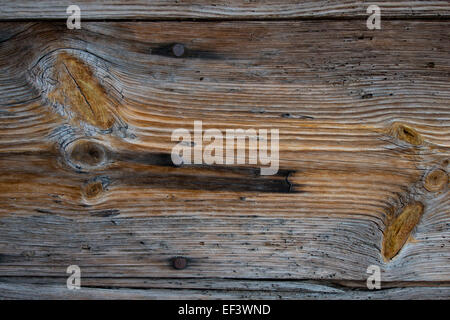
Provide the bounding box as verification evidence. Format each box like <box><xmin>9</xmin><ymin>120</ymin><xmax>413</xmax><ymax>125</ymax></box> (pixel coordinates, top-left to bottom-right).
<box><xmin>1</xmin><ymin>1</ymin><xmax>450</xmax><ymax>20</ymax></box>
<box><xmin>0</xmin><ymin>278</ymin><xmax>449</xmax><ymax>299</ymax></box>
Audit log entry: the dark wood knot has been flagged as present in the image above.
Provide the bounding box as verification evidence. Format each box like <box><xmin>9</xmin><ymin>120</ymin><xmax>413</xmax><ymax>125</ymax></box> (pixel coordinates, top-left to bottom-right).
<box><xmin>66</xmin><ymin>139</ymin><xmax>107</xmax><ymax>169</ymax></box>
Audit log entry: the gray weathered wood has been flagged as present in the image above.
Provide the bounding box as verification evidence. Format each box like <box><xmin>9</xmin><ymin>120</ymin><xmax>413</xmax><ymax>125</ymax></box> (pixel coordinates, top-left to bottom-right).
<box><xmin>0</xmin><ymin>278</ymin><xmax>449</xmax><ymax>299</ymax></box>
<box><xmin>0</xmin><ymin>0</ymin><xmax>450</xmax><ymax>20</ymax></box>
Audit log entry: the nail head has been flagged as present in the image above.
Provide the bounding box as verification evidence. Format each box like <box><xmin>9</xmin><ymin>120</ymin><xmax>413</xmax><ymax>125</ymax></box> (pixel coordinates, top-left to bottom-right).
<box><xmin>172</xmin><ymin>257</ymin><xmax>188</xmax><ymax>270</ymax></box>
<box><xmin>172</xmin><ymin>43</ymin><xmax>185</xmax><ymax>57</ymax></box>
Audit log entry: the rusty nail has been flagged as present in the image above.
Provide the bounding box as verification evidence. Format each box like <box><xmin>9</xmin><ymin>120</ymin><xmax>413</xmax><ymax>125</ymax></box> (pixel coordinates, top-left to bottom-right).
<box><xmin>172</xmin><ymin>43</ymin><xmax>185</xmax><ymax>57</ymax></box>
<box><xmin>172</xmin><ymin>257</ymin><xmax>188</xmax><ymax>270</ymax></box>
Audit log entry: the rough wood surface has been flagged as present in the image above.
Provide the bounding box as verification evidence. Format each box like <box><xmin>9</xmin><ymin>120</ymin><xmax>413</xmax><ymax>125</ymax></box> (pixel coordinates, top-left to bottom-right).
<box><xmin>1</xmin><ymin>0</ymin><xmax>450</xmax><ymax>20</ymax></box>
<box><xmin>0</xmin><ymin>19</ymin><xmax>449</xmax><ymax>299</ymax></box>
<box><xmin>0</xmin><ymin>278</ymin><xmax>449</xmax><ymax>299</ymax></box>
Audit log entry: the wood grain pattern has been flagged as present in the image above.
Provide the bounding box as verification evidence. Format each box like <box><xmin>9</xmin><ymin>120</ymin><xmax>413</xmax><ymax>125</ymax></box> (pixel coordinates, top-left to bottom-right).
<box><xmin>1</xmin><ymin>0</ymin><xmax>450</xmax><ymax>20</ymax></box>
<box><xmin>0</xmin><ymin>19</ymin><xmax>449</xmax><ymax>299</ymax></box>
<box><xmin>1</xmin><ymin>278</ymin><xmax>449</xmax><ymax>299</ymax></box>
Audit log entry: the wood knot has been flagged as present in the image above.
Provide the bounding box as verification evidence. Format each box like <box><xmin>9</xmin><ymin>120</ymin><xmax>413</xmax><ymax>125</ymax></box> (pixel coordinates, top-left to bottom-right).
<box><xmin>391</xmin><ymin>123</ymin><xmax>423</xmax><ymax>146</ymax></box>
<box><xmin>83</xmin><ymin>181</ymin><xmax>104</xmax><ymax>198</ymax></box>
<box><xmin>382</xmin><ymin>202</ymin><xmax>424</xmax><ymax>261</ymax></box>
<box><xmin>67</xmin><ymin>140</ymin><xmax>107</xmax><ymax>169</ymax></box>
<box><xmin>33</xmin><ymin>52</ymin><xmax>119</xmax><ymax>131</ymax></box>
<box><xmin>424</xmin><ymin>169</ymin><xmax>448</xmax><ymax>192</ymax></box>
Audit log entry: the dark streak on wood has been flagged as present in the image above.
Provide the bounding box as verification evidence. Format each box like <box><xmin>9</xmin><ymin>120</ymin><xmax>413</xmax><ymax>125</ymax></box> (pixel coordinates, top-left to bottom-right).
<box><xmin>90</xmin><ymin>209</ymin><xmax>121</xmax><ymax>217</ymax></box>
<box><xmin>151</xmin><ymin>43</ymin><xmax>222</xmax><ymax>60</ymax></box>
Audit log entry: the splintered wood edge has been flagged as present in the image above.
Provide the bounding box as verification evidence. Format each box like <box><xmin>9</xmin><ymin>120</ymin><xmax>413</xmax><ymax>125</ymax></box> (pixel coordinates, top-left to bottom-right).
<box><xmin>382</xmin><ymin>202</ymin><xmax>425</xmax><ymax>261</ymax></box>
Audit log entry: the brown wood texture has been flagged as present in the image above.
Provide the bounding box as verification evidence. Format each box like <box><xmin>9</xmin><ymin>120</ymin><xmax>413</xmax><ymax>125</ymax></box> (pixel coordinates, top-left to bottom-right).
<box><xmin>1</xmin><ymin>0</ymin><xmax>450</xmax><ymax>19</ymax></box>
<box><xmin>0</xmin><ymin>17</ymin><xmax>449</xmax><ymax>299</ymax></box>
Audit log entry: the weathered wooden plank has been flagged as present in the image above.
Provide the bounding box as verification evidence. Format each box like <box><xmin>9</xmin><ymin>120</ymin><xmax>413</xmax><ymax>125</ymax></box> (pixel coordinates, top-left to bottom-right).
<box><xmin>1</xmin><ymin>0</ymin><xmax>450</xmax><ymax>20</ymax></box>
<box><xmin>0</xmin><ymin>278</ymin><xmax>449</xmax><ymax>299</ymax></box>
<box><xmin>0</xmin><ymin>20</ymin><xmax>449</xmax><ymax>296</ymax></box>
<box><xmin>0</xmin><ymin>213</ymin><xmax>448</xmax><ymax>281</ymax></box>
